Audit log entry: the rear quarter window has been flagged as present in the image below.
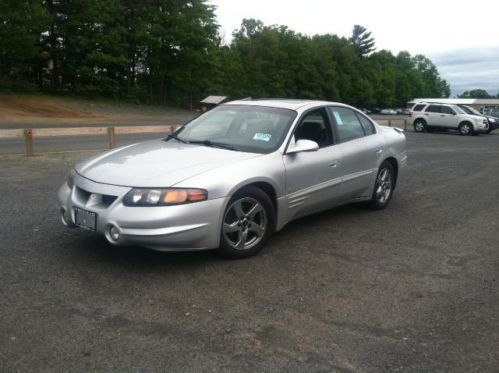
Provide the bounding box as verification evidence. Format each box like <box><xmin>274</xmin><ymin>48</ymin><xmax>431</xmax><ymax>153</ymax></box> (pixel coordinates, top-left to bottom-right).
<box><xmin>413</xmin><ymin>104</ymin><xmax>426</xmax><ymax>112</ymax></box>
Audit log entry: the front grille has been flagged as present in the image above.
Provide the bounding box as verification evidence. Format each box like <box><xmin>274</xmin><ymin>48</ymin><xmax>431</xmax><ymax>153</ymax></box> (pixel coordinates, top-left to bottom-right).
<box><xmin>75</xmin><ymin>186</ymin><xmax>118</xmax><ymax>208</ymax></box>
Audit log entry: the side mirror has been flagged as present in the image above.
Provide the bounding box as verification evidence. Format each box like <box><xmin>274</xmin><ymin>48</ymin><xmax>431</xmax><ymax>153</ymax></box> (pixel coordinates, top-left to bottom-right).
<box><xmin>286</xmin><ymin>139</ymin><xmax>319</xmax><ymax>154</ymax></box>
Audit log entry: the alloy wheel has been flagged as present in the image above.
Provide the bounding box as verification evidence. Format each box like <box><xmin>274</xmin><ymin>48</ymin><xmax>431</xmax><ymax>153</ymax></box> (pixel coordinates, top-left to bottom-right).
<box><xmin>223</xmin><ymin>197</ymin><xmax>267</xmax><ymax>250</ymax></box>
<box><xmin>375</xmin><ymin>167</ymin><xmax>393</xmax><ymax>204</ymax></box>
<box><xmin>460</xmin><ymin>123</ymin><xmax>471</xmax><ymax>135</ymax></box>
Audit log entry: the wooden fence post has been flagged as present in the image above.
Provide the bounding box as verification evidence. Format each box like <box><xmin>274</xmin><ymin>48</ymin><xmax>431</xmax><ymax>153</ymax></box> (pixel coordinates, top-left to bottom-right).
<box><xmin>107</xmin><ymin>127</ymin><xmax>116</xmax><ymax>149</ymax></box>
<box><xmin>23</xmin><ymin>129</ymin><xmax>33</xmax><ymax>156</ymax></box>
<box><xmin>404</xmin><ymin>119</ymin><xmax>408</xmax><ymax>131</ymax></box>
<box><xmin>388</xmin><ymin>120</ymin><xmax>392</xmax><ymax>127</ymax></box>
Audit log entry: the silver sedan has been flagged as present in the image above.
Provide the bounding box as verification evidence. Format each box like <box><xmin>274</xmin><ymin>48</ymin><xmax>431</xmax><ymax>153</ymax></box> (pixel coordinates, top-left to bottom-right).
<box><xmin>58</xmin><ymin>100</ymin><xmax>407</xmax><ymax>258</ymax></box>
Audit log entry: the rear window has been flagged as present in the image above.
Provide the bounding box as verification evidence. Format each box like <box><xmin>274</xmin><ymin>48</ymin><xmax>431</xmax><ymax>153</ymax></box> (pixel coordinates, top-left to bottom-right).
<box><xmin>413</xmin><ymin>104</ymin><xmax>426</xmax><ymax>112</ymax></box>
<box><xmin>425</xmin><ymin>105</ymin><xmax>442</xmax><ymax>113</ymax></box>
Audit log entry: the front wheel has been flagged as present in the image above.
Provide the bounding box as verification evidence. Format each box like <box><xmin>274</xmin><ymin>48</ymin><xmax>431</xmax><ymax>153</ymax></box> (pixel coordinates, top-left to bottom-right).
<box><xmin>217</xmin><ymin>186</ymin><xmax>275</xmax><ymax>259</ymax></box>
<box><xmin>368</xmin><ymin>162</ymin><xmax>395</xmax><ymax>210</ymax></box>
<box><xmin>458</xmin><ymin>122</ymin><xmax>473</xmax><ymax>136</ymax></box>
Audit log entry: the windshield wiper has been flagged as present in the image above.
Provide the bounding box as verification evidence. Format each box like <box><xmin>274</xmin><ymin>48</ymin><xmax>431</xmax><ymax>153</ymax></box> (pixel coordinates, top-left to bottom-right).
<box><xmin>164</xmin><ymin>133</ymin><xmax>188</xmax><ymax>144</ymax></box>
<box><xmin>188</xmin><ymin>139</ymin><xmax>237</xmax><ymax>151</ymax></box>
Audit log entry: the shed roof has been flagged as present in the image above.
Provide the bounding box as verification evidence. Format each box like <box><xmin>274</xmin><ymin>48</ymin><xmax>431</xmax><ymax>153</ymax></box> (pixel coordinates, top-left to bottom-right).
<box><xmin>200</xmin><ymin>96</ymin><xmax>227</xmax><ymax>105</ymax></box>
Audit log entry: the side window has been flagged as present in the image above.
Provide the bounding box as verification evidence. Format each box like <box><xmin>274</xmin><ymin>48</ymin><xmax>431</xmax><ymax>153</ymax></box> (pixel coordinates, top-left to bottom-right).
<box><xmin>355</xmin><ymin>113</ymin><xmax>375</xmax><ymax>135</ymax></box>
<box><xmin>328</xmin><ymin>107</ymin><xmax>366</xmax><ymax>142</ymax></box>
<box><xmin>425</xmin><ymin>105</ymin><xmax>442</xmax><ymax>113</ymax></box>
<box><xmin>294</xmin><ymin>109</ymin><xmax>333</xmax><ymax>148</ymax></box>
<box><xmin>441</xmin><ymin>106</ymin><xmax>455</xmax><ymax>115</ymax></box>
<box><xmin>413</xmin><ymin>104</ymin><xmax>426</xmax><ymax>112</ymax></box>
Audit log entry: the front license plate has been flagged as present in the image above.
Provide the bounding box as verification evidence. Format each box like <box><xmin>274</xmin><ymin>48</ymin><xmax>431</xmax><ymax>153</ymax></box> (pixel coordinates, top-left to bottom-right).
<box><xmin>74</xmin><ymin>207</ymin><xmax>97</xmax><ymax>232</ymax></box>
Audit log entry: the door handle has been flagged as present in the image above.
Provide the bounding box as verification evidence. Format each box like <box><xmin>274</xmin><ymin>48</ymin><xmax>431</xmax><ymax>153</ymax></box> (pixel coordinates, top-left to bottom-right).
<box><xmin>440</xmin><ymin>114</ymin><xmax>445</xmax><ymax>117</ymax></box>
<box><xmin>329</xmin><ymin>161</ymin><xmax>338</xmax><ymax>168</ymax></box>
<box><xmin>375</xmin><ymin>149</ymin><xmax>383</xmax><ymax>154</ymax></box>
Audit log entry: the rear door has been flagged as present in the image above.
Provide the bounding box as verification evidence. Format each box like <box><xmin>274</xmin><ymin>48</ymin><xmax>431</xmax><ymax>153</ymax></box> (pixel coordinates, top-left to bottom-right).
<box><xmin>328</xmin><ymin>106</ymin><xmax>384</xmax><ymax>199</ymax></box>
<box><xmin>424</xmin><ymin>104</ymin><xmax>443</xmax><ymax>126</ymax></box>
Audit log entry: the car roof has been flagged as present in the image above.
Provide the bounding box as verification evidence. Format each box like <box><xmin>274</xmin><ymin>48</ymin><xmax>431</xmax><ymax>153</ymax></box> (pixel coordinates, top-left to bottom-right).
<box><xmin>223</xmin><ymin>99</ymin><xmax>349</xmax><ymax>111</ymax></box>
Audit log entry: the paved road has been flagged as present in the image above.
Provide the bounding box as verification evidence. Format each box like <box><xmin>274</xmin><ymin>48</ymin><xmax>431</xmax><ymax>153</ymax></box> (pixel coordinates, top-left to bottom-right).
<box><xmin>1</xmin><ymin>133</ymin><xmax>498</xmax><ymax>371</ymax></box>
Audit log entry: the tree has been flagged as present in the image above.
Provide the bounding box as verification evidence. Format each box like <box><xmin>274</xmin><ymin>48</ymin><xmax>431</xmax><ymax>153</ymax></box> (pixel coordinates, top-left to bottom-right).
<box><xmin>0</xmin><ymin>10</ymin><xmax>452</xmax><ymax>108</ymax></box>
<box><xmin>458</xmin><ymin>89</ymin><xmax>491</xmax><ymax>98</ymax></box>
<box><xmin>350</xmin><ymin>25</ymin><xmax>375</xmax><ymax>57</ymax></box>
<box><xmin>0</xmin><ymin>0</ymin><xmax>49</xmax><ymax>89</ymax></box>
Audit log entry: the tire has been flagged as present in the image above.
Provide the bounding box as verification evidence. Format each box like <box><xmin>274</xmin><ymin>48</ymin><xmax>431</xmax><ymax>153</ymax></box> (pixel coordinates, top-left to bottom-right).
<box><xmin>217</xmin><ymin>186</ymin><xmax>275</xmax><ymax>259</ymax></box>
<box><xmin>458</xmin><ymin>122</ymin><xmax>473</xmax><ymax>136</ymax></box>
<box><xmin>368</xmin><ymin>161</ymin><xmax>395</xmax><ymax>210</ymax></box>
<box><xmin>413</xmin><ymin>119</ymin><xmax>426</xmax><ymax>133</ymax></box>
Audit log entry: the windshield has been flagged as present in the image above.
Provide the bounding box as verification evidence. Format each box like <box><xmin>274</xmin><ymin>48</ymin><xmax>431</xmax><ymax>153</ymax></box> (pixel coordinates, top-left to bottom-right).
<box><xmin>173</xmin><ymin>105</ymin><xmax>297</xmax><ymax>153</ymax></box>
<box><xmin>453</xmin><ymin>106</ymin><xmax>466</xmax><ymax>114</ymax></box>
<box><xmin>460</xmin><ymin>105</ymin><xmax>481</xmax><ymax>115</ymax></box>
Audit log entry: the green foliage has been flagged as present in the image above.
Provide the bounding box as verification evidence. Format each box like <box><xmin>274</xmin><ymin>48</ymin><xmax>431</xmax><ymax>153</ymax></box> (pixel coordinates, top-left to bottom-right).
<box><xmin>350</xmin><ymin>25</ymin><xmax>375</xmax><ymax>57</ymax></box>
<box><xmin>458</xmin><ymin>89</ymin><xmax>492</xmax><ymax>98</ymax></box>
<box><xmin>0</xmin><ymin>6</ymin><xmax>450</xmax><ymax>107</ymax></box>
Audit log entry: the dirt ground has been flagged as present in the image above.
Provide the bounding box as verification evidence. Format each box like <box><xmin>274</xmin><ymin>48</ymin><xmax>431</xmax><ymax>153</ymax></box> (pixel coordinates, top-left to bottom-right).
<box><xmin>0</xmin><ymin>95</ymin><xmax>195</xmax><ymax>129</ymax></box>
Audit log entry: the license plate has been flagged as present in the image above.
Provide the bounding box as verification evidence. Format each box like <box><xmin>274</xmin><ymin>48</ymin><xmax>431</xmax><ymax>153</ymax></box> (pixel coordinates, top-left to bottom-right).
<box><xmin>74</xmin><ymin>207</ymin><xmax>97</xmax><ymax>232</ymax></box>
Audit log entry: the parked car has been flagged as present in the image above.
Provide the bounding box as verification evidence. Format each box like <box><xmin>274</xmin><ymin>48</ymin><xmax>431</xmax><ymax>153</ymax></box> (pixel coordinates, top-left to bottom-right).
<box><xmin>380</xmin><ymin>109</ymin><xmax>397</xmax><ymax>115</ymax></box>
<box><xmin>58</xmin><ymin>99</ymin><xmax>407</xmax><ymax>258</ymax></box>
<box><xmin>457</xmin><ymin>105</ymin><xmax>498</xmax><ymax>134</ymax></box>
<box><xmin>488</xmin><ymin>108</ymin><xmax>499</xmax><ymax>120</ymax></box>
<box><xmin>409</xmin><ymin>102</ymin><xmax>489</xmax><ymax>135</ymax></box>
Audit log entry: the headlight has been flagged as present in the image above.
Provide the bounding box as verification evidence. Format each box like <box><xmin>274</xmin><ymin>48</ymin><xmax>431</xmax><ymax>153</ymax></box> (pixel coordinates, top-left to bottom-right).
<box><xmin>489</xmin><ymin>118</ymin><xmax>496</xmax><ymax>123</ymax></box>
<box><xmin>123</xmin><ymin>188</ymin><xmax>208</xmax><ymax>206</ymax></box>
<box><xmin>66</xmin><ymin>169</ymin><xmax>76</xmax><ymax>189</ymax></box>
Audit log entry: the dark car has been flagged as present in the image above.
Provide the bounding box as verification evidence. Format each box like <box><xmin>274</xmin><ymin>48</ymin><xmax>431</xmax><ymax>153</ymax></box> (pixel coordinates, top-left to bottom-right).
<box><xmin>458</xmin><ymin>105</ymin><xmax>498</xmax><ymax>134</ymax></box>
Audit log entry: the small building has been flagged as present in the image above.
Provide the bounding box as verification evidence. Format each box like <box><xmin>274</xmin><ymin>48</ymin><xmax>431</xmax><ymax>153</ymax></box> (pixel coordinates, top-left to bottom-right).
<box><xmin>407</xmin><ymin>98</ymin><xmax>499</xmax><ymax>113</ymax></box>
<box><xmin>200</xmin><ymin>96</ymin><xmax>226</xmax><ymax>112</ymax></box>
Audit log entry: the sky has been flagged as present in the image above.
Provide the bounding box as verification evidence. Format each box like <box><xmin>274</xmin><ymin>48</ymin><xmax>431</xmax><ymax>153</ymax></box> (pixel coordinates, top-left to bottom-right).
<box><xmin>209</xmin><ymin>0</ymin><xmax>499</xmax><ymax>96</ymax></box>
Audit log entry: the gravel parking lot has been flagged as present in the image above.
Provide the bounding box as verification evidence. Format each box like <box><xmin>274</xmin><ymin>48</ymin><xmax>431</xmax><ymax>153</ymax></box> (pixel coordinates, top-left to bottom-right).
<box><xmin>1</xmin><ymin>132</ymin><xmax>498</xmax><ymax>372</ymax></box>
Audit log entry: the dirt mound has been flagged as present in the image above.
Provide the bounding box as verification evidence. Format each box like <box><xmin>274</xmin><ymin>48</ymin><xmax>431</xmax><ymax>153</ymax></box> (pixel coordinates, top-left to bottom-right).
<box><xmin>0</xmin><ymin>96</ymin><xmax>100</xmax><ymax>119</ymax></box>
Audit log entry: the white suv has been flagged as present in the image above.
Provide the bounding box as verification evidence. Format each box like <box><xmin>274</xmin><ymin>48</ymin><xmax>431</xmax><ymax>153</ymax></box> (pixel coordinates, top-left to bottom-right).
<box><xmin>409</xmin><ymin>102</ymin><xmax>489</xmax><ymax>135</ymax></box>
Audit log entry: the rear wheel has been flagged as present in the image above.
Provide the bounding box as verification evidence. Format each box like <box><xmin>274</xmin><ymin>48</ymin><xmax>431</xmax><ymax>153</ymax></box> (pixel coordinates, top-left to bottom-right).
<box><xmin>458</xmin><ymin>122</ymin><xmax>473</xmax><ymax>136</ymax></box>
<box><xmin>218</xmin><ymin>186</ymin><xmax>275</xmax><ymax>259</ymax></box>
<box><xmin>413</xmin><ymin>119</ymin><xmax>426</xmax><ymax>133</ymax></box>
<box><xmin>368</xmin><ymin>161</ymin><xmax>395</xmax><ymax>210</ymax></box>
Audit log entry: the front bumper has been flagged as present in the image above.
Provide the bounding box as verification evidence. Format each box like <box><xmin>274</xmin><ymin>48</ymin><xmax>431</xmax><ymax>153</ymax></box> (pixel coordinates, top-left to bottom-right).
<box><xmin>57</xmin><ymin>173</ymin><xmax>228</xmax><ymax>251</ymax></box>
<box><xmin>475</xmin><ymin>122</ymin><xmax>489</xmax><ymax>133</ymax></box>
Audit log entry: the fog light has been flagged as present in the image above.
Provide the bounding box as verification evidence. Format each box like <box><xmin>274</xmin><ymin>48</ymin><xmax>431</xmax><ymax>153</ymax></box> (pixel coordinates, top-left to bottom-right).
<box><xmin>60</xmin><ymin>207</ymin><xmax>75</xmax><ymax>227</ymax></box>
<box><xmin>109</xmin><ymin>226</ymin><xmax>120</xmax><ymax>241</ymax></box>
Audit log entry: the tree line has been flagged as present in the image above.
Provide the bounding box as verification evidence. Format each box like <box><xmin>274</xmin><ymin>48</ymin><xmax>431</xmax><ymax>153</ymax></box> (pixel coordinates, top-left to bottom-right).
<box><xmin>458</xmin><ymin>89</ymin><xmax>499</xmax><ymax>99</ymax></box>
<box><xmin>0</xmin><ymin>0</ymin><xmax>452</xmax><ymax>108</ymax></box>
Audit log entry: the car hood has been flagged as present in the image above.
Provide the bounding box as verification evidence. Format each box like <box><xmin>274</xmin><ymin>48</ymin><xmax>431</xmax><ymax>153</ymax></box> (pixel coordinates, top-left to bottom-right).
<box><xmin>76</xmin><ymin>139</ymin><xmax>261</xmax><ymax>187</ymax></box>
<box><xmin>467</xmin><ymin>114</ymin><xmax>486</xmax><ymax>121</ymax></box>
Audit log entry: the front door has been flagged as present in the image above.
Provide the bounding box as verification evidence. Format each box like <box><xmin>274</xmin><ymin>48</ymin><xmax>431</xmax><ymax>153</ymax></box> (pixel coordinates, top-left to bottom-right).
<box><xmin>283</xmin><ymin>108</ymin><xmax>344</xmax><ymax>220</ymax></box>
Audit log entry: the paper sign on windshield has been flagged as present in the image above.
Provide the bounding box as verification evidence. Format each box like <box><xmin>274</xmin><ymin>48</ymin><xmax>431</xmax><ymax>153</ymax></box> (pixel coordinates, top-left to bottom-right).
<box><xmin>253</xmin><ymin>133</ymin><xmax>272</xmax><ymax>142</ymax></box>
